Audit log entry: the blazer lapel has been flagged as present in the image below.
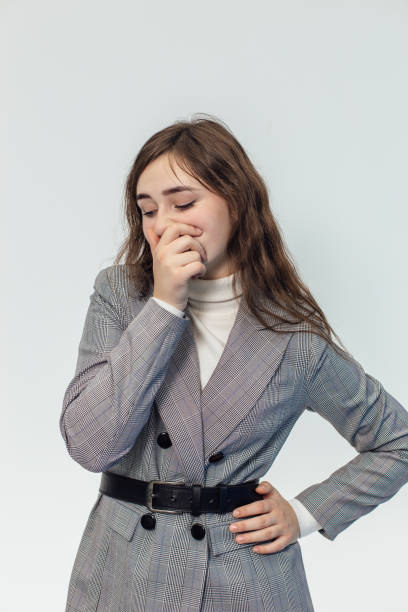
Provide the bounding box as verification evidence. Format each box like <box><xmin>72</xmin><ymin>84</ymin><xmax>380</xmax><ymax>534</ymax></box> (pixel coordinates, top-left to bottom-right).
<box><xmin>154</xmin><ymin>294</ymin><xmax>298</xmax><ymax>485</ymax></box>
<box><xmin>154</xmin><ymin>315</ymin><xmax>205</xmax><ymax>484</ymax></box>
<box><xmin>198</xmin><ymin>297</ymin><xmax>295</xmax><ymax>461</ymax></box>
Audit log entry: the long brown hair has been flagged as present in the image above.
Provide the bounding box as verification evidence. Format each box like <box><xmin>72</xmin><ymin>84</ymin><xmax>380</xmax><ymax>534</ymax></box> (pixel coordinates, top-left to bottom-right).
<box><xmin>113</xmin><ymin>113</ymin><xmax>352</xmax><ymax>359</ymax></box>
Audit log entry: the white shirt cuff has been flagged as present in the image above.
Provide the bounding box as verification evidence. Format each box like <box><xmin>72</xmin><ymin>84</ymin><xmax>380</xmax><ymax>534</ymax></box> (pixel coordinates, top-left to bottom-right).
<box><xmin>287</xmin><ymin>497</ymin><xmax>323</xmax><ymax>538</ymax></box>
<box><xmin>152</xmin><ymin>297</ymin><xmax>186</xmax><ymax>318</ymax></box>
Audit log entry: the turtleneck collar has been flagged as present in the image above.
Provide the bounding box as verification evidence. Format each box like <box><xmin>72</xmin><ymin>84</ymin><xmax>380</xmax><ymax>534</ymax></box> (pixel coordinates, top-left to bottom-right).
<box><xmin>187</xmin><ymin>272</ymin><xmax>242</xmax><ymax>304</ymax></box>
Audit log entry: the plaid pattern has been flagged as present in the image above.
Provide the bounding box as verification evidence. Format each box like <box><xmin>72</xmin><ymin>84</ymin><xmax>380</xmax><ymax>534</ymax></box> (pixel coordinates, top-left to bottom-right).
<box><xmin>60</xmin><ymin>265</ymin><xmax>408</xmax><ymax>611</ymax></box>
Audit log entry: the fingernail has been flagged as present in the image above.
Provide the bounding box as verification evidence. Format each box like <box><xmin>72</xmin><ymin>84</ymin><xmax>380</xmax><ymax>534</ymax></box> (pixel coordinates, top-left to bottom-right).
<box><xmin>233</xmin><ymin>510</ymin><xmax>240</xmax><ymax>517</ymax></box>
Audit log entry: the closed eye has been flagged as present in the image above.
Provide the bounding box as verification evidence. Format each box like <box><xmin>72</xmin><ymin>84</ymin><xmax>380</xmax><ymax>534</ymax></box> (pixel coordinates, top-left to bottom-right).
<box><xmin>141</xmin><ymin>201</ymin><xmax>195</xmax><ymax>217</ymax></box>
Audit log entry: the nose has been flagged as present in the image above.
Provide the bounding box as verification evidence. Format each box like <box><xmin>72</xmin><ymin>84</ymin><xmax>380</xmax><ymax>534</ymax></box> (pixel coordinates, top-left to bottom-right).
<box><xmin>152</xmin><ymin>208</ymin><xmax>178</xmax><ymax>238</ymax></box>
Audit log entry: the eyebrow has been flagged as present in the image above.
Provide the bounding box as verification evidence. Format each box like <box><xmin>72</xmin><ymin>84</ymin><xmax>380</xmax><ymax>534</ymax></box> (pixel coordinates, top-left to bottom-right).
<box><xmin>136</xmin><ymin>185</ymin><xmax>199</xmax><ymax>203</ymax></box>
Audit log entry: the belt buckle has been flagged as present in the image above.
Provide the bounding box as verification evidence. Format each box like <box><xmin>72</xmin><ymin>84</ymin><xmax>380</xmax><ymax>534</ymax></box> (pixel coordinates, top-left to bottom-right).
<box><xmin>146</xmin><ymin>480</ymin><xmax>185</xmax><ymax>514</ymax></box>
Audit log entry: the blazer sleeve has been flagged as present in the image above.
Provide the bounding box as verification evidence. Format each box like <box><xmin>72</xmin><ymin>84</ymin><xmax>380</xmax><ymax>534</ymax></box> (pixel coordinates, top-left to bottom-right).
<box><xmin>59</xmin><ymin>267</ymin><xmax>189</xmax><ymax>473</ymax></box>
<box><xmin>294</xmin><ymin>332</ymin><xmax>408</xmax><ymax>541</ymax></box>
<box><xmin>287</xmin><ymin>497</ymin><xmax>323</xmax><ymax>538</ymax></box>
<box><xmin>152</xmin><ymin>297</ymin><xmax>186</xmax><ymax>318</ymax></box>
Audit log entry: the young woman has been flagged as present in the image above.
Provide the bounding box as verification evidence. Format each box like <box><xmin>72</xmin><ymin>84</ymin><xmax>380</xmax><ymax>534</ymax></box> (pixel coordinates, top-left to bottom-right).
<box><xmin>60</xmin><ymin>115</ymin><xmax>408</xmax><ymax>611</ymax></box>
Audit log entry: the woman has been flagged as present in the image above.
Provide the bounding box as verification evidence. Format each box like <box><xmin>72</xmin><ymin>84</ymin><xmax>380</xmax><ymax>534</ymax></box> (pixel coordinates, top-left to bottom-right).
<box><xmin>60</xmin><ymin>115</ymin><xmax>408</xmax><ymax>611</ymax></box>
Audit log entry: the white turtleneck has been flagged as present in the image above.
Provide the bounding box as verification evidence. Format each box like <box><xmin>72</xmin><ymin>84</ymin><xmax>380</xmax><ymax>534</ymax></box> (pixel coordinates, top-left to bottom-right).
<box><xmin>152</xmin><ymin>274</ymin><xmax>322</xmax><ymax>539</ymax></box>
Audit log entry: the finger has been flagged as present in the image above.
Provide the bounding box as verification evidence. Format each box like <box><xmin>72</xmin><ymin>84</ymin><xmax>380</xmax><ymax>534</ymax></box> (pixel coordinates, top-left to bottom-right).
<box><xmin>183</xmin><ymin>239</ymin><xmax>207</xmax><ymax>263</ymax></box>
<box><xmin>232</xmin><ymin>481</ymin><xmax>274</xmax><ymax>519</ymax></box>
<box><xmin>255</xmin><ymin>481</ymin><xmax>274</xmax><ymax>494</ymax></box>
<box><xmin>231</xmin><ymin>514</ymin><xmax>277</xmax><ymax>536</ymax></box>
<box><xmin>233</xmin><ymin>525</ymin><xmax>280</xmax><ymax>545</ymax></box>
<box><xmin>145</xmin><ymin>227</ymin><xmax>159</xmax><ymax>251</ymax></box>
<box><xmin>159</xmin><ymin>223</ymin><xmax>202</xmax><ymax>247</ymax></box>
<box><xmin>232</xmin><ymin>498</ymin><xmax>268</xmax><ymax>518</ymax></box>
<box><xmin>252</xmin><ymin>536</ymin><xmax>292</xmax><ymax>555</ymax></box>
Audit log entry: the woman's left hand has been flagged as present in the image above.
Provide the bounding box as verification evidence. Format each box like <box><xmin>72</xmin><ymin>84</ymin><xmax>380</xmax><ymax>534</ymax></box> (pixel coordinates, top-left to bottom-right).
<box><xmin>229</xmin><ymin>481</ymin><xmax>300</xmax><ymax>554</ymax></box>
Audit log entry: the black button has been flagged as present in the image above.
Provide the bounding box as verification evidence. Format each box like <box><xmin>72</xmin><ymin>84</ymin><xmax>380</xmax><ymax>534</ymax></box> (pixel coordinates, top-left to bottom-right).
<box><xmin>191</xmin><ymin>523</ymin><xmax>206</xmax><ymax>540</ymax></box>
<box><xmin>157</xmin><ymin>432</ymin><xmax>172</xmax><ymax>448</ymax></box>
<box><xmin>141</xmin><ymin>513</ymin><xmax>156</xmax><ymax>530</ymax></box>
<box><xmin>209</xmin><ymin>451</ymin><xmax>224</xmax><ymax>463</ymax></box>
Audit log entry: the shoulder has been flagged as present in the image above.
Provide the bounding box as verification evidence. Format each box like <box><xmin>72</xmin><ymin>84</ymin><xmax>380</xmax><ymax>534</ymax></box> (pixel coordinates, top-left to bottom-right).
<box><xmin>92</xmin><ymin>264</ymin><xmax>141</xmax><ymax>323</ymax></box>
<box><xmin>289</xmin><ymin>328</ymin><xmax>356</xmax><ymax>391</ymax></box>
<box><xmin>93</xmin><ymin>264</ymin><xmax>133</xmax><ymax>297</ymax></box>
<box><xmin>285</xmin><ymin>327</ymin><xmax>342</xmax><ymax>373</ymax></box>
<box><xmin>94</xmin><ymin>264</ymin><xmax>151</xmax><ymax>322</ymax></box>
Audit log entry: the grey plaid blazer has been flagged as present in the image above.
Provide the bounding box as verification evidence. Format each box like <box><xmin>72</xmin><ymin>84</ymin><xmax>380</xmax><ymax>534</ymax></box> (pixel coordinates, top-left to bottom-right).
<box><xmin>60</xmin><ymin>264</ymin><xmax>408</xmax><ymax>611</ymax></box>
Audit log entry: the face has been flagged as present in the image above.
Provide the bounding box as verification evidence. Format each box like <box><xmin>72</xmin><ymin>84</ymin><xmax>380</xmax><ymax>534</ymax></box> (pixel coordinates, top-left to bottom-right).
<box><xmin>136</xmin><ymin>153</ymin><xmax>235</xmax><ymax>279</ymax></box>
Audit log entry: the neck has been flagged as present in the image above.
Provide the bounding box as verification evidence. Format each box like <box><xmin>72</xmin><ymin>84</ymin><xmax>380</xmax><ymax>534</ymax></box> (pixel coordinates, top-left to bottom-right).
<box><xmin>187</xmin><ymin>272</ymin><xmax>242</xmax><ymax>303</ymax></box>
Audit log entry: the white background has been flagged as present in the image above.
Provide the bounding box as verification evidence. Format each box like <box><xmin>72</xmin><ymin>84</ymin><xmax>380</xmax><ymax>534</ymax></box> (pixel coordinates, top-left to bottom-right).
<box><xmin>3</xmin><ymin>1</ymin><xmax>408</xmax><ymax>610</ymax></box>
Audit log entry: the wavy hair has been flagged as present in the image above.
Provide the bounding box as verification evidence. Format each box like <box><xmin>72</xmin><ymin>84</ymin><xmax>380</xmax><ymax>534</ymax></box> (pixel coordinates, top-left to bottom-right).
<box><xmin>113</xmin><ymin>113</ymin><xmax>351</xmax><ymax>359</ymax></box>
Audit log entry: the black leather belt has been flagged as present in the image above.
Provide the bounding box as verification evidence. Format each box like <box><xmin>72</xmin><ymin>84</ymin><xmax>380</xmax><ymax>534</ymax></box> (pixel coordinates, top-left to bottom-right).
<box><xmin>99</xmin><ymin>471</ymin><xmax>263</xmax><ymax>516</ymax></box>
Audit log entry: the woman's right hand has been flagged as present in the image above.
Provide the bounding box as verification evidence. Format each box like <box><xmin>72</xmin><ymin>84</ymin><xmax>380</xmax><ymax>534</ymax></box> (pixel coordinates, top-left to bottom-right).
<box><xmin>145</xmin><ymin>223</ymin><xmax>207</xmax><ymax>312</ymax></box>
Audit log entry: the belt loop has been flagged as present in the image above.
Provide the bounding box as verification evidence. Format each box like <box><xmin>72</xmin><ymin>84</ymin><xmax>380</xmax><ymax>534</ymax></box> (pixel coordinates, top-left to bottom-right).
<box><xmin>191</xmin><ymin>484</ymin><xmax>201</xmax><ymax>516</ymax></box>
<box><xmin>218</xmin><ymin>483</ymin><xmax>231</xmax><ymax>512</ymax></box>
